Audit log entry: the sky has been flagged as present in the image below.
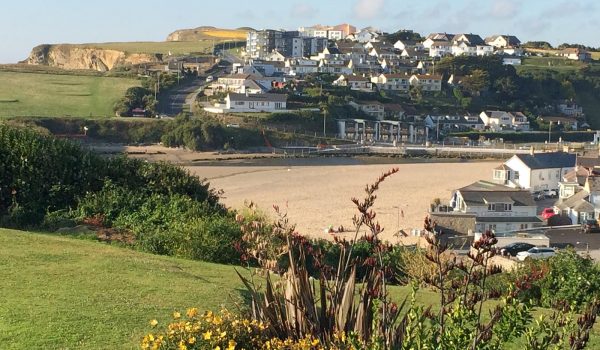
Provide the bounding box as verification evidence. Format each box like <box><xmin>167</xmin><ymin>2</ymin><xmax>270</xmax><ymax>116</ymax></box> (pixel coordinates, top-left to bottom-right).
<box><xmin>0</xmin><ymin>0</ymin><xmax>599</xmax><ymax>63</ymax></box>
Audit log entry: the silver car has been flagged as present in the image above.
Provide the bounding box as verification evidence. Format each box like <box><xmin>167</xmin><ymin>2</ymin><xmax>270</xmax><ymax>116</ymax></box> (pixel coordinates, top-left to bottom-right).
<box><xmin>516</xmin><ymin>247</ymin><xmax>556</xmax><ymax>261</ymax></box>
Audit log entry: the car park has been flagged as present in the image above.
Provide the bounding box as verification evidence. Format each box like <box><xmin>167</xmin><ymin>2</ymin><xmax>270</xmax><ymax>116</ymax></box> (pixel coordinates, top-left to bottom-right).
<box><xmin>516</xmin><ymin>247</ymin><xmax>556</xmax><ymax>261</ymax></box>
<box><xmin>500</xmin><ymin>242</ymin><xmax>536</xmax><ymax>257</ymax></box>
<box><xmin>541</xmin><ymin>208</ymin><xmax>556</xmax><ymax>220</ymax></box>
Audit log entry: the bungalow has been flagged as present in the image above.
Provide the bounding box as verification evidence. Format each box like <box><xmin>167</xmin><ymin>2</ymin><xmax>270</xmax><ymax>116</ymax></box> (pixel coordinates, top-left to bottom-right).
<box><xmin>348</xmin><ymin>100</ymin><xmax>385</xmax><ymax>120</ymax></box>
<box><xmin>409</xmin><ymin>74</ymin><xmax>442</xmax><ymax>92</ymax></box>
<box><xmin>370</xmin><ymin>73</ymin><xmax>410</xmax><ymax>92</ymax></box>
<box><xmin>333</xmin><ymin>74</ymin><xmax>373</xmax><ymax>91</ymax></box>
<box><xmin>538</xmin><ymin>116</ymin><xmax>579</xmax><ymax>131</ymax></box>
<box><xmin>204</xmin><ymin>93</ymin><xmax>287</xmax><ymax>113</ymax></box>
<box><xmin>491</xmin><ymin>151</ymin><xmax>576</xmax><ymax>192</ymax></box>
<box><xmin>439</xmin><ymin>180</ymin><xmax>542</xmax><ymax>234</ymax></box>
<box><xmin>560</xmin><ymin>48</ymin><xmax>591</xmax><ymax>61</ymax></box>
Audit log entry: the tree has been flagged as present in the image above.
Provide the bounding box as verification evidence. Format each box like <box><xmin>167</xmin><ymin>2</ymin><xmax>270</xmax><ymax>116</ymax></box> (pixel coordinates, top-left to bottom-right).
<box><xmin>462</xmin><ymin>69</ymin><xmax>489</xmax><ymax>96</ymax></box>
<box><xmin>409</xmin><ymin>85</ymin><xmax>423</xmax><ymax>102</ymax></box>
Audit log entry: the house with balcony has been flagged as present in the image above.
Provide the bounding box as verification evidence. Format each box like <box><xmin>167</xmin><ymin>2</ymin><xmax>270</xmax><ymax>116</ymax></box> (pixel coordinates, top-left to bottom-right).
<box><xmin>431</xmin><ymin>180</ymin><xmax>541</xmax><ymax>234</ymax></box>
<box><xmin>370</xmin><ymin>73</ymin><xmax>410</xmax><ymax>92</ymax></box>
<box><xmin>491</xmin><ymin>151</ymin><xmax>576</xmax><ymax>192</ymax></box>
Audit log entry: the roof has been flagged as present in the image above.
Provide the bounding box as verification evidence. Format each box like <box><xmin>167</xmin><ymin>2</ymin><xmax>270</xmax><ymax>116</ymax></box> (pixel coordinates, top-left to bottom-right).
<box><xmin>383</xmin><ymin>103</ymin><xmax>405</xmax><ymax>112</ymax></box>
<box><xmin>411</xmin><ymin>74</ymin><xmax>442</xmax><ymax>80</ymax></box>
<box><xmin>495</xmin><ymin>164</ymin><xmax>511</xmax><ymax>171</ymax></box>
<box><xmin>343</xmin><ymin>75</ymin><xmax>370</xmax><ymax>82</ymax></box>
<box><xmin>476</xmin><ymin>216</ymin><xmax>542</xmax><ymax>223</ymax></box>
<box><xmin>382</xmin><ymin>73</ymin><xmax>409</xmax><ymax>79</ymax></box>
<box><xmin>484</xmin><ymin>35</ymin><xmax>521</xmax><ymax>46</ymax></box>
<box><xmin>220</xmin><ymin>73</ymin><xmax>254</xmax><ymax>80</ymax></box>
<box><xmin>555</xmin><ymin>189</ymin><xmax>590</xmax><ymax>211</ymax></box>
<box><xmin>457</xmin><ymin>180</ymin><xmax>536</xmax><ymax>207</ymax></box>
<box><xmin>426</xmin><ymin>33</ymin><xmax>455</xmax><ymax>41</ymax></box>
<box><xmin>538</xmin><ymin>116</ymin><xmax>578</xmax><ymax>123</ymax></box>
<box><xmin>563</xmin><ymin>167</ymin><xmax>590</xmax><ymax>185</ymax></box>
<box><xmin>577</xmin><ymin>157</ymin><xmax>600</xmax><ymax>169</ymax></box>
<box><xmin>452</xmin><ymin>33</ymin><xmax>485</xmax><ymax>46</ymax></box>
<box><xmin>514</xmin><ymin>152</ymin><xmax>576</xmax><ymax>170</ymax></box>
<box><xmin>228</xmin><ymin>93</ymin><xmax>287</xmax><ymax>102</ymax></box>
<box><xmin>324</xmin><ymin>47</ymin><xmax>341</xmax><ymax>55</ymax></box>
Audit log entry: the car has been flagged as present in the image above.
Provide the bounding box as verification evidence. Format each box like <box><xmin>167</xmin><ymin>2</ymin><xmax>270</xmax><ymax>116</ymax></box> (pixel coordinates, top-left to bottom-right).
<box><xmin>205</xmin><ymin>75</ymin><xmax>214</xmax><ymax>83</ymax></box>
<box><xmin>542</xmin><ymin>189</ymin><xmax>558</xmax><ymax>198</ymax></box>
<box><xmin>500</xmin><ymin>242</ymin><xmax>536</xmax><ymax>257</ymax></box>
<box><xmin>533</xmin><ymin>191</ymin><xmax>545</xmax><ymax>201</ymax></box>
<box><xmin>516</xmin><ymin>247</ymin><xmax>556</xmax><ymax>261</ymax></box>
<box><xmin>582</xmin><ymin>219</ymin><xmax>600</xmax><ymax>234</ymax></box>
<box><xmin>541</xmin><ymin>208</ymin><xmax>556</xmax><ymax>220</ymax></box>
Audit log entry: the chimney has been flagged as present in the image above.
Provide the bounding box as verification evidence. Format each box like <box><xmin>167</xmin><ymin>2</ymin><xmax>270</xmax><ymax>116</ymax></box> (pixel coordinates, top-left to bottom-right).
<box><xmin>530</xmin><ymin>146</ymin><xmax>535</xmax><ymax>156</ymax></box>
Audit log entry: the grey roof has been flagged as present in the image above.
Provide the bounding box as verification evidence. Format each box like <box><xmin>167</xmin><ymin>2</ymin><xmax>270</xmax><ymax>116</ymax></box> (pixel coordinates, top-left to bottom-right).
<box><xmin>555</xmin><ymin>189</ymin><xmax>589</xmax><ymax>210</ymax></box>
<box><xmin>228</xmin><ymin>93</ymin><xmax>287</xmax><ymax>102</ymax></box>
<box><xmin>325</xmin><ymin>47</ymin><xmax>341</xmax><ymax>55</ymax></box>
<box><xmin>452</xmin><ymin>34</ymin><xmax>485</xmax><ymax>46</ymax></box>
<box><xmin>458</xmin><ymin>180</ymin><xmax>536</xmax><ymax>207</ymax></box>
<box><xmin>577</xmin><ymin>157</ymin><xmax>600</xmax><ymax>169</ymax></box>
<box><xmin>514</xmin><ymin>152</ymin><xmax>576</xmax><ymax>170</ymax></box>
<box><xmin>476</xmin><ymin>216</ymin><xmax>542</xmax><ymax>223</ymax></box>
<box><xmin>484</xmin><ymin>35</ymin><xmax>521</xmax><ymax>46</ymax></box>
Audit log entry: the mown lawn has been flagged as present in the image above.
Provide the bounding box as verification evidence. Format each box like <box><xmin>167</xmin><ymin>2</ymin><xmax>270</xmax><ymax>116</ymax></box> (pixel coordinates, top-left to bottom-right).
<box><xmin>0</xmin><ymin>229</ymin><xmax>248</xmax><ymax>349</ymax></box>
<box><xmin>1</xmin><ymin>229</ymin><xmax>599</xmax><ymax>349</ymax></box>
<box><xmin>0</xmin><ymin>71</ymin><xmax>139</xmax><ymax>117</ymax></box>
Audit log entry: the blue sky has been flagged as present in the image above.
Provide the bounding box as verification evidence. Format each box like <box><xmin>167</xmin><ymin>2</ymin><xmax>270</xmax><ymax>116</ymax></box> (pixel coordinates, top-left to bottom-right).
<box><xmin>1</xmin><ymin>0</ymin><xmax>598</xmax><ymax>63</ymax></box>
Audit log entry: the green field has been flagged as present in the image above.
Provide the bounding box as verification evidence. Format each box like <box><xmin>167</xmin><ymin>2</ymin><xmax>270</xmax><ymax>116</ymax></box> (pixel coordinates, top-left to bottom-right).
<box><xmin>78</xmin><ymin>41</ymin><xmax>217</xmax><ymax>55</ymax></box>
<box><xmin>1</xmin><ymin>229</ymin><xmax>599</xmax><ymax>349</ymax></box>
<box><xmin>517</xmin><ymin>56</ymin><xmax>585</xmax><ymax>74</ymax></box>
<box><xmin>0</xmin><ymin>71</ymin><xmax>139</xmax><ymax>117</ymax></box>
<box><xmin>0</xmin><ymin>229</ymin><xmax>248</xmax><ymax>349</ymax></box>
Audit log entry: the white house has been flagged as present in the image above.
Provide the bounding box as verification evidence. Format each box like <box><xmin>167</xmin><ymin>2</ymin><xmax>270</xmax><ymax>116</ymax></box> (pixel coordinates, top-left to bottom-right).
<box><xmin>448</xmin><ymin>180</ymin><xmax>541</xmax><ymax>233</ymax></box>
<box><xmin>393</xmin><ymin>40</ymin><xmax>424</xmax><ymax>51</ymax></box>
<box><xmin>479</xmin><ymin>111</ymin><xmax>530</xmax><ymax>131</ymax></box>
<box><xmin>333</xmin><ymin>74</ymin><xmax>373</xmax><ymax>91</ymax></box>
<box><xmin>409</xmin><ymin>74</ymin><xmax>442</xmax><ymax>91</ymax></box>
<box><xmin>427</xmin><ymin>40</ymin><xmax>452</xmax><ymax>57</ymax></box>
<box><xmin>484</xmin><ymin>35</ymin><xmax>521</xmax><ymax>48</ymax></box>
<box><xmin>370</xmin><ymin>73</ymin><xmax>410</xmax><ymax>92</ymax></box>
<box><xmin>285</xmin><ymin>58</ymin><xmax>319</xmax><ymax>76</ymax></box>
<box><xmin>560</xmin><ymin>48</ymin><xmax>591</xmax><ymax>61</ymax></box>
<box><xmin>204</xmin><ymin>93</ymin><xmax>287</xmax><ymax>113</ymax></box>
<box><xmin>492</xmin><ymin>151</ymin><xmax>577</xmax><ymax>192</ymax></box>
<box><xmin>555</xmin><ymin>175</ymin><xmax>600</xmax><ymax>224</ymax></box>
<box><xmin>348</xmin><ymin>101</ymin><xmax>385</xmax><ymax>120</ymax></box>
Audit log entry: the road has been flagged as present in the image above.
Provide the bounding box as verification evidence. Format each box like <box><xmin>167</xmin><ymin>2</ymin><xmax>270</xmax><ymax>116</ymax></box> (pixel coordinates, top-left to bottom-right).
<box><xmin>158</xmin><ymin>78</ymin><xmax>206</xmax><ymax>116</ymax></box>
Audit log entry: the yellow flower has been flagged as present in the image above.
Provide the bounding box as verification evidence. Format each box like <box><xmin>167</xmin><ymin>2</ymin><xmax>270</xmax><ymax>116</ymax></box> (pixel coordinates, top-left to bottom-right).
<box><xmin>220</xmin><ymin>331</ymin><xmax>227</xmax><ymax>338</ymax></box>
<box><xmin>149</xmin><ymin>319</ymin><xmax>159</xmax><ymax>327</ymax></box>
<box><xmin>214</xmin><ymin>347</ymin><xmax>221</xmax><ymax>350</ymax></box>
<box><xmin>173</xmin><ymin>311</ymin><xmax>181</xmax><ymax>319</ymax></box>
<box><xmin>203</xmin><ymin>331</ymin><xmax>212</xmax><ymax>340</ymax></box>
<box><xmin>312</xmin><ymin>338</ymin><xmax>320</xmax><ymax>346</ymax></box>
<box><xmin>227</xmin><ymin>339</ymin><xmax>237</xmax><ymax>350</ymax></box>
<box><xmin>212</xmin><ymin>316</ymin><xmax>223</xmax><ymax>325</ymax></box>
<box><xmin>178</xmin><ymin>341</ymin><xmax>187</xmax><ymax>350</ymax></box>
<box><xmin>188</xmin><ymin>336</ymin><xmax>196</xmax><ymax>345</ymax></box>
<box><xmin>186</xmin><ymin>307</ymin><xmax>199</xmax><ymax>318</ymax></box>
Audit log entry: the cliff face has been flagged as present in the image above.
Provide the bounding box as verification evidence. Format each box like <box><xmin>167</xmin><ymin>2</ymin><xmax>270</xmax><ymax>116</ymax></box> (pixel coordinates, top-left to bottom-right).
<box><xmin>25</xmin><ymin>44</ymin><xmax>160</xmax><ymax>71</ymax></box>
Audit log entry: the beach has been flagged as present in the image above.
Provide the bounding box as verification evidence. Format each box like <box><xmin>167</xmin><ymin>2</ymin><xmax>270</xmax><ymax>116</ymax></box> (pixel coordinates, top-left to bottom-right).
<box><xmin>186</xmin><ymin>157</ymin><xmax>497</xmax><ymax>241</ymax></box>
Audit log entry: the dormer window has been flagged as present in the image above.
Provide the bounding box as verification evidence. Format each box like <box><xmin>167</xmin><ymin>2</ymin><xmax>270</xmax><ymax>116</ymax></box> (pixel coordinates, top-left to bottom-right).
<box><xmin>487</xmin><ymin>203</ymin><xmax>512</xmax><ymax>211</ymax></box>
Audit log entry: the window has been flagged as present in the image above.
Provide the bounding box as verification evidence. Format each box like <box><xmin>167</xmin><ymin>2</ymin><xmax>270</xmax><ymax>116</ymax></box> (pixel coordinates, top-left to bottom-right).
<box><xmin>493</xmin><ymin>170</ymin><xmax>504</xmax><ymax>180</ymax></box>
<box><xmin>520</xmin><ymin>224</ymin><xmax>528</xmax><ymax>230</ymax></box>
<box><xmin>488</xmin><ymin>224</ymin><xmax>496</xmax><ymax>231</ymax></box>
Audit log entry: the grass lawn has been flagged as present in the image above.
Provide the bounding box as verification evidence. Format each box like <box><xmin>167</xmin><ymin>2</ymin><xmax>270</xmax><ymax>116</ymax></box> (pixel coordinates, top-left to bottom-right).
<box><xmin>0</xmin><ymin>229</ymin><xmax>249</xmax><ymax>349</ymax></box>
<box><xmin>517</xmin><ymin>56</ymin><xmax>584</xmax><ymax>74</ymax></box>
<box><xmin>1</xmin><ymin>228</ymin><xmax>599</xmax><ymax>349</ymax></box>
<box><xmin>77</xmin><ymin>41</ymin><xmax>216</xmax><ymax>56</ymax></box>
<box><xmin>0</xmin><ymin>71</ymin><xmax>139</xmax><ymax>117</ymax></box>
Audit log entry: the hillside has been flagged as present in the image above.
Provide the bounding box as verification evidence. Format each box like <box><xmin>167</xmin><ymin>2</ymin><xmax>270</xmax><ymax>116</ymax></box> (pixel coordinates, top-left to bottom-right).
<box><xmin>166</xmin><ymin>26</ymin><xmax>248</xmax><ymax>41</ymax></box>
<box><xmin>0</xmin><ymin>228</ymin><xmax>247</xmax><ymax>349</ymax></box>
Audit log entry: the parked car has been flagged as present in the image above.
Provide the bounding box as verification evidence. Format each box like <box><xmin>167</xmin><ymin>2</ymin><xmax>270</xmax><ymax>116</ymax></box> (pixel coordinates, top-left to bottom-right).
<box><xmin>541</xmin><ymin>208</ymin><xmax>556</xmax><ymax>220</ymax></box>
<box><xmin>533</xmin><ymin>191</ymin><xmax>545</xmax><ymax>201</ymax></box>
<box><xmin>516</xmin><ymin>247</ymin><xmax>556</xmax><ymax>261</ymax></box>
<box><xmin>582</xmin><ymin>219</ymin><xmax>600</xmax><ymax>234</ymax></box>
<box><xmin>205</xmin><ymin>75</ymin><xmax>214</xmax><ymax>83</ymax></box>
<box><xmin>500</xmin><ymin>242</ymin><xmax>536</xmax><ymax>257</ymax></box>
<box><xmin>542</xmin><ymin>189</ymin><xmax>558</xmax><ymax>198</ymax></box>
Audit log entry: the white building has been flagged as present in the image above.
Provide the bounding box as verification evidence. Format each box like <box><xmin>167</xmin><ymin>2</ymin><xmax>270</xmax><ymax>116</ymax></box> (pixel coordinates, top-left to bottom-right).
<box><xmin>409</xmin><ymin>74</ymin><xmax>442</xmax><ymax>91</ymax></box>
<box><xmin>204</xmin><ymin>93</ymin><xmax>287</xmax><ymax>113</ymax></box>
<box><xmin>479</xmin><ymin>111</ymin><xmax>530</xmax><ymax>131</ymax></box>
<box><xmin>370</xmin><ymin>73</ymin><xmax>410</xmax><ymax>92</ymax></box>
<box><xmin>492</xmin><ymin>151</ymin><xmax>577</xmax><ymax>192</ymax></box>
<box><xmin>448</xmin><ymin>180</ymin><xmax>541</xmax><ymax>233</ymax></box>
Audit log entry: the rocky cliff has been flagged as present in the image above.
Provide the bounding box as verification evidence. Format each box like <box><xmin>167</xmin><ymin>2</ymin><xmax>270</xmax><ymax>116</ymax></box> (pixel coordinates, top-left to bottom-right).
<box><xmin>24</xmin><ymin>44</ymin><xmax>160</xmax><ymax>72</ymax></box>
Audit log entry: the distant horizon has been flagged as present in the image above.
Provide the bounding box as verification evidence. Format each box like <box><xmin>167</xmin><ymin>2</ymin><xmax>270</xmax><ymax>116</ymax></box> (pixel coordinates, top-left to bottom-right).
<box><xmin>1</xmin><ymin>0</ymin><xmax>599</xmax><ymax>63</ymax></box>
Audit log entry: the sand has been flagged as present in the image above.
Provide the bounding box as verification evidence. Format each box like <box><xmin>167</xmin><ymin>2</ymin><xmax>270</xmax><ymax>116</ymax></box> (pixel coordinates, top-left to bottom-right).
<box><xmin>186</xmin><ymin>158</ymin><xmax>497</xmax><ymax>242</ymax></box>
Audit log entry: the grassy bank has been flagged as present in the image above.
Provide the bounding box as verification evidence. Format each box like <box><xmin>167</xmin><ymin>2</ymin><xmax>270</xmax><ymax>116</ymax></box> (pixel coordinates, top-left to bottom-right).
<box><xmin>0</xmin><ymin>71</ymin><xmax>139</xmax><ymax>117</ymax></box>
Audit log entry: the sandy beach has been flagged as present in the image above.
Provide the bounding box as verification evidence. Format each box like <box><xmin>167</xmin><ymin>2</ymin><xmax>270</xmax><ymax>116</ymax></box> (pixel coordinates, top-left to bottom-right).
<box><xmin>186</xmin><ymin>157</ymin><xmax>497</xmax><ymax>241</ymax></box>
